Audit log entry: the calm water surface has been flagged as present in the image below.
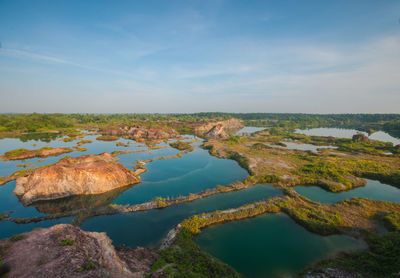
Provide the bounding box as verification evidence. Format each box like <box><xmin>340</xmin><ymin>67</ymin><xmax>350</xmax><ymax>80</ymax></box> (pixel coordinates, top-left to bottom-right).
<box><xmin>81</xmin><ymin>184</ymin><xmax>282</xmax><ymax>248</ymax></box>
<box><xmin>0</xmin><ymin>133</ymin><xmax>248</xmax><ymax>239</ymax></box>
<box><xmin>295</xmin><ymin>179</ymin><xmax>400</xmax><ymax>204</ymax></box>
<box><xmin>0</xmin><ymin>131</ymin><xmax>396</xmax><ymax>276</ymax></box>
<box><xmin>195</xmin><ymin>213</ymin><xmax>365</xmax><ymax>278</ymax></box>
<box><xmin>236</xmin><ymin>126</ymin><xmax>266</xmax><ymax>136</ymax></box>
<box><xmin>295</xmin><ymin>128</ymin><xmax>400</xmax><ymax>145</ymax></box>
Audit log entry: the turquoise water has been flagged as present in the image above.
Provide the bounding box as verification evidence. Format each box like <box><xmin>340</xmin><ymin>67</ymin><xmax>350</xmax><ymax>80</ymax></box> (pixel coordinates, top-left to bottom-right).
<box><xmin>113</xmin><ymin>147</ymin><xmax>248</xmax><ymax>205</ymax></box>
<box><xmin>0</xmin><ymin>130</ymin><xmax>397</xmax><ymax>277</ymax></box>
<box><xmin>295</xmin><ymin>179</ymin><xmax>400</xmax><ymax>204</ymax></box>
<box><xmin>0</xmin><ymin>133</ymin><xmax>248</xmax><ymax>239</ymax></box>
<box><xmin>195</xmin><ymin>213</ymin><xmax>365</xmax><ymax>278</ymax></box>
<box><xmin>295</xmin><ymin>128</ymin><xmax>400</xmax><ymax>145</ymax></box>
<box><xmin>81</xmin><ymin>184</ymin><xmax>282</xmax><ymax>248</ymax></box>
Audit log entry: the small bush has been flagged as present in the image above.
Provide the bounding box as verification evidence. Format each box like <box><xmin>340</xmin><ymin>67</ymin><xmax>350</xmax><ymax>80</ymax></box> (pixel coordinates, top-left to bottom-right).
<box><xmin>60</xmin><ymin>238</ymin><xmax>75</xmax><ymax>246</ymax></box>
<box><xmin>151</xmin><ymin>258</ymin><xmax>167</xmax><ymax>273</ymax></box>
<box><xmin>10</xmin><ymin>234</ymin><xmax>24</xmax><ymax>241</ymax></box>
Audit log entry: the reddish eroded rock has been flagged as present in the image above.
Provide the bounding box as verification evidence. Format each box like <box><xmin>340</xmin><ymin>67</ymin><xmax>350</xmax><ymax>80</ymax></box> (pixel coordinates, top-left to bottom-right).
<box><xmin>14</xmin><ymin>152</ymin><xmax>140</xmax><ymax>205</ymax></box>
<box><xmin>0</xmin><ymin>147</ymin><xmax>73</xmax><ymax>161</ymax></box>
<box><xmin>195</xmin><ymin>118</ymin><xmax>243</xmax><ymax>139</ymax></box>
<box><xmin>0</xmin><ymin>224</ymin><xmax>157</xmax><ymax>278</ymax></box>
<box><xmin>116</xmin><ymin>245</ymin><xmax>159</xmax><ymax>274</ymax></box>
<box><xmin>102</xmin><ymin>125</ymin><xmax>179</xmax><ymax>140</ymax></box>
<box><xmin>204</xmin><ymin>124</ymin><xmax>227</xmax><ymax>139</ymax></box>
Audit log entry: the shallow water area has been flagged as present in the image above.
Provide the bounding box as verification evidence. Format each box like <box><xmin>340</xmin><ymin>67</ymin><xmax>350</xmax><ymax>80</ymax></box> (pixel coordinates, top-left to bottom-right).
<box><xmin>295</xmin><ymin>179</ymin><xmax>400</xmax><ymax>204</ymax></box>
<box><xmin>195</xmin><ymin>213</ymin><xmax>365</xmax><ymax>278</ymax></box>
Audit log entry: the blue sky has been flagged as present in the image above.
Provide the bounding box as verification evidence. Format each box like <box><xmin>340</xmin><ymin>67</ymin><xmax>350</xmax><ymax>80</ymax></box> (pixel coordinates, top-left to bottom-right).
<box><xmin>0</xmin><ymin>0</ymin><xmax>399</xmax><ymax>113</ymax></box>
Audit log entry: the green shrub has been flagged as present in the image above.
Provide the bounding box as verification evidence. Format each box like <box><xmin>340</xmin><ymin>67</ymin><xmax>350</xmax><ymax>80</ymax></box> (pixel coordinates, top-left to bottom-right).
<box><xmin>60</xmin><ymin>238</ymin><xmax>75</xmax><ymax>246</ymax></box>
<box><xmin>151</xmin><ymin>258</ymin><xmax>167</xmax><ymax>273</ymax></box>
<box><xmin>10</xmin><ymin>234</ymin><xmax>24</xmax><ymax>241</ymax></box>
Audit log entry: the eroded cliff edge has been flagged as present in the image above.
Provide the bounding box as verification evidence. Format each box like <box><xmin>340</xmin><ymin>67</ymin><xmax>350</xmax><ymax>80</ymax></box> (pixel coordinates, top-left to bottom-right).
<box><xmin>0</xmin><ymin>224</ymin><xmax>158</xmax><ymax>278</ymax></box>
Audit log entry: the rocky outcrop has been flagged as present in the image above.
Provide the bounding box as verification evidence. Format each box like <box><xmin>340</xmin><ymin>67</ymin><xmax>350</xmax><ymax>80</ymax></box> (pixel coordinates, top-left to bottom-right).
<box><xmin>0</xmin><ymin>147</ymin><xmax>73</xmax><ymax>161</ymax></box>
<box><xmin>204</xmin><ymin>124</ymin><xmax>227</xmax><ymax>139</ymax></box>
<box><xmin>195</xmin><ymin>118</ymin><xmax>243</xmax><ymax>139</ymax></box>
<box><xmin>169</xmin><ymin>141</ymin><xmax>194</xmax><ymax>151</ymax></box>
<box><xmin>0</xmin><ymin>224</ymin><xmax>158</xmax><ymax>278</ymax></box>
<box><xmin>303</xmin><ymin>267</ymin><xmax>362</xmax><ymax>277</ymax></box>
<box><xmin>352</xmin><ymin>134</ymin><xmax>369</xmax><ymax>143</ymax></box>
<box><xmin>14</xmin><ymin>152</ymin><xmax>140</xmax><ymax>205</ymax></box>
<box><xmin>102</xmin><ymin>125</ymin><xmax>179</xmax><ymax>141</ymax></box>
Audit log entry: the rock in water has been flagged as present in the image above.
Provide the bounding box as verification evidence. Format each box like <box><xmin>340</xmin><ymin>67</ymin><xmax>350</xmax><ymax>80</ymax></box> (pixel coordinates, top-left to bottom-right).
<box><xmin>0</xmin><ymin>224</ymin><xmax>157</xmax><ymax>277</ymax></box>
<box><xmin>14</xmin><ymin>152</ymin><xmax>140</xmax><ymax>205</ymax></box>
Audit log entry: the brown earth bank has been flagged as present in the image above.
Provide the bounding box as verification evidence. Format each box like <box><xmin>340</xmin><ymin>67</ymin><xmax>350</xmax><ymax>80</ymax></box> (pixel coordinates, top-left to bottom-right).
<box><xmin>0</xmin><ymin>147</ymin><xmax>73</xmax><ymax>161</ymax></box>
<box><xmin>0</xmin><ymin>224</ymin><xmax>158</xmax><ymax>278</ymax></box>
<box><xmin>13</xmin><ymin>152</ymin><xmax>141</xmax><ymax>205</ymax></box>
<box><xmin>101</xmin><ymin>125</ymin><xmax>179</xmax><ymax>141</ymax></box>
<box><xmin>194</xmin><ymin>118</ymin><xmax>243</xmax><ymax>139</ymax></box>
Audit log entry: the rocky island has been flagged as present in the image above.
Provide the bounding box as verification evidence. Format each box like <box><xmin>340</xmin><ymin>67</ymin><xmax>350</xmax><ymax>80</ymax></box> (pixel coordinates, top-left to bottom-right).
<box><xmin>14</xmin><ymin>152</ymin><xmax>141</xmax><ymax>205</ymax></box>
<box><xmin>0</xmin><ymin>147</ymin><xmax>73</xmax><ymax>161</ymax></box>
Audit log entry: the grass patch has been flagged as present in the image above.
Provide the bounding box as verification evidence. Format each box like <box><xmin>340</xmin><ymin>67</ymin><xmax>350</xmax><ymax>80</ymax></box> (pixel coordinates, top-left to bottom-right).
<box><xmin>150</xmin><ymin>257</ymin><xmax>167</xmax><ymax>273</ymax></box>
<box><xmin>169</xmin><ymin>141</ymin><xmax>193</xmax><ymax>151</ymax></box>
<box><xmin>60</xmin><ymin>238</ymin><xmax>75</xmax><ymax>246</ymax></box>
<box><xmin>96</xmin><ymin>135</ymin><xmax>119</xmax><ymax>141</ymax></box>
<box><xmin>305</xmin><ymin>231</ymin><xmax>400</xmax><ymax>278</ymax></box>
<box><xmin>10</xmin><ymin>234</ymin><xmax>24</xmax><ymax>241</ymax></box>
<box><xmin>158</xmin><ymin>229</ymin><xmax>241</xmax><ymax>277</ymax></box>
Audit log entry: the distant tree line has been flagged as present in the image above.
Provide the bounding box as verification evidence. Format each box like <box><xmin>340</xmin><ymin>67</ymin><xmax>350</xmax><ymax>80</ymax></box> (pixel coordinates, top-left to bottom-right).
<box><xmin>0</xmin><ymin>112</ymin><xmax>399</xmax><ymax>137</ymax></box>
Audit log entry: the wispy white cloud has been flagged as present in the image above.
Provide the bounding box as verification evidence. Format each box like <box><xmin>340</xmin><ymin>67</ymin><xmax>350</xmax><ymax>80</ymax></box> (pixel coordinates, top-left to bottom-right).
<box><xmin>0</xmin><ymin>34</ymin><xmax>399</xmax><ymax>113</ymax></box>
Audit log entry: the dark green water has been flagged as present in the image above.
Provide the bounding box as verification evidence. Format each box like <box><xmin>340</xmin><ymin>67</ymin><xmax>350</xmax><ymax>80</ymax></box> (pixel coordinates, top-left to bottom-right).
<box><xmin>295</xmin><ymin>179</ymin><xmax>400</xmax><ymax>204</ymax></box>
<box><xmin>81</xmin><ymin>184</ymin><xmax>282</xmax><ymax>247</ymax></box>
<box><xmin>195</xmin><ymin>213</ymin><xmax>365</xmax><ymax>278</ymax></box>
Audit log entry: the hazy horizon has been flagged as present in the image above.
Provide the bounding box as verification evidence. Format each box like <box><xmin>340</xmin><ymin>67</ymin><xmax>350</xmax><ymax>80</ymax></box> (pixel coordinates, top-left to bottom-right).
<box><xmin>1</xmin><ymin>0</ymin><xmax>399</xmax><ymax>113</ymax></box>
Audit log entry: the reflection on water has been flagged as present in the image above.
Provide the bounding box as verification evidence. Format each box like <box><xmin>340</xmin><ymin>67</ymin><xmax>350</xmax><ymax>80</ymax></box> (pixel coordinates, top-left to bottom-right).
<box><xmin>0</xmin><ymin>132</ymin><xmax>249</xmax><ymax>241</ymax></box>
<box><xmin>295</xmin><ymin>179</ymin><xmax>400</xmax><ymax>204</ymax></box>
<box><xmin>236</xmin><ymin>127</ymin><xmax>266</xmax><ymax>136</ymax></box>
<box><xmin>19</xmin><ymin>132</ymin><xmax>62</xmax><ymax>143</ymax></box>
<box><xmin>81</xmin><ymin>184</ymin><xmax>282</xmax><ymax>248</ymax></box>
<box><xmin>31</xmin><ymin>186</ymin><xmax>133</xmax><ymax>214</ymax></box>
<box><xmin>195</xmin><ymin>213</ymin><xmax>365</xmax><ymax>278</ymax></box>
<box><xmin>295</xmin><ymin>128</ymin><xmax>400</xmax><ymax>145</ymax></box>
